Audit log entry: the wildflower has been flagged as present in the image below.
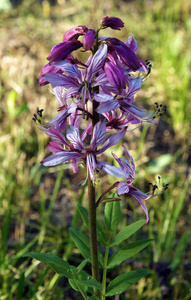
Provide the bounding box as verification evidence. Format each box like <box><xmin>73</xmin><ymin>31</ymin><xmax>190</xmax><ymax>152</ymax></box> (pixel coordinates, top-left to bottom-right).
<box><xmin>42</xmin><ymin>44</ymin><xmax>108</xmax><ymax>107</ymax></box>
<box><xmin>97</xmin><ymin>145</ymin><xmax>150</xmax><ymax>223</ymax></box>
<box><xmin>41</xmin><ymin>121</ymin><xmax>126</xmax><ymax>181</ymax></box>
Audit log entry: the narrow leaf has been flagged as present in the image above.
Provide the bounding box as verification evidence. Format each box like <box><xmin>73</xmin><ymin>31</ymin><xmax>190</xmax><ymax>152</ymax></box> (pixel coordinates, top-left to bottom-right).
<box><xmin>69</xmin><ymin>228</ymin><xmax>91</xmax><ymax>260</ymax></box>
<box><xmin>80</xmin><ymin>278</ymin><xmax>102</xmax><ymax>291</ymax></box>
<box><xmin>108</xmin><ymin>239</ymin><xmax>152</xmax><ymax>268</ymax></box>
<box><xmin>104</xmin><ymin>199</ymin><xmax>121</xmax><ymax>232</ymax></box>
<box><xmin>68</xmin><ymin>279</ymin><xmax>81</xmax><ymax>292</ymax></box>
<box><xmin>110</xmin><ymin>220</ymin><xmax>145</xmax><ymax>247</ymax></box>
<box><xmin>24</xmin><ymin>252</ymin><xmax>70</xmax><ymax>270</ymax></box>
<box><xmin>69</xmin><ymin>228</ymin><xmax>103</xmax><ymax>267</ymax></box>
<box><xmin>106</xmin><ymin>270</ymin><xmax>150</xmax><ymax>296</ymax></box>
<box><xmin>89</xmin><ymin>296</ymin><xmax>101</xmax><ymax>300</ymax></box>
<box><xmin>77</xmin><ymin>205</ymin><xmax>107</xmax><ymax>246</ymax></box>
<box><xmin>77</xmin><ymin>259</ymin><xmax>89</xmax><ymax>272</ymax></box>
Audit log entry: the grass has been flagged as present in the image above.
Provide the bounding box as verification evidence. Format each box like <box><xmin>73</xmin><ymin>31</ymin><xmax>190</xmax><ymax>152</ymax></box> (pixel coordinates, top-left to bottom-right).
<box><xmin>0</xmin><ymin>0</ymin><xmax>191</xmax><ymax>299</ymax></box>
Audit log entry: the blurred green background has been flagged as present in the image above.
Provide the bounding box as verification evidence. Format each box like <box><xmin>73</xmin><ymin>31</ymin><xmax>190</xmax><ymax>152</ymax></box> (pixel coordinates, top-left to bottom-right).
<box><xmin>0</xmin><ymin>0</ymin><xmax>191</xmax><ymax>299</ymax></box>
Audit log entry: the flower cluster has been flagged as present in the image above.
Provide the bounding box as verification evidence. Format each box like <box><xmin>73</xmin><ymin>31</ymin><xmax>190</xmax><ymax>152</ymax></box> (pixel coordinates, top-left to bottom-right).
<box><xmin>36</xmin><ymin>16</ymin><xmax>167</xmax><ymax>223</ymax></box>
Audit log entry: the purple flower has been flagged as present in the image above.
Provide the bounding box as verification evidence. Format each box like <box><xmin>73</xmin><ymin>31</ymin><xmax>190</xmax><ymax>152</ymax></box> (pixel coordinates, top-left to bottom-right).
<box><xmin>41</xmin><ymin>121</ymin><xmax>126</xmax><ymax>180</ymax></box>
<box><xmin>63</xmin><ymin>25</ymin><xmax>88</xmax><ymax>42</ymax></box>
<box><xmin>101</xmin><ymin>16</ymin><xmax>124</xmax><ymax>30</ymax></box>
<box><xmin>42</xmin><ymin>44</ymin><xmax>108</xmax><ymax>107</ymax></box>
<box><xmin>98</xmin><ymin>144</ymin><xmax>149</xmax><ymax>223</ymax></box>
<box><xmin>83</xmin><ymin>29</ymin><xmax>96</xmax><ymax>50</ymax></box>
<box><xmin>46</xmin><ymin>40</ymin><xmax>82</xmax><ymax>63</ymax></box>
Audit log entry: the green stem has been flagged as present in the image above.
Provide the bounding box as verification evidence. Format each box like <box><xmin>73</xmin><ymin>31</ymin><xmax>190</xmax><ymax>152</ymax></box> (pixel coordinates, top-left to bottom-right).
<box><xmin>88</xmin><ymin>175</ymin><xmax>101</xmax><ymax>297</ymax></box>
<box><xmin>72</xmin><ymin>273</ymin><xmax>88</xmax><ymax>300</ymax></box>
<box><xmin>102</xmin><ymin>233</ymin><xmax>112</xmax><ymax>300</ymax></box>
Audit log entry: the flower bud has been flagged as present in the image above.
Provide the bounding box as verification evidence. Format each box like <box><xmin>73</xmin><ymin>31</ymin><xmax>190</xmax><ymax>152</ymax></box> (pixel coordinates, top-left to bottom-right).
<box><xmin>101</xmin><ymin>16</ymin><xmax>124</xmax><ymax>30</ymax></box>
<box><xmin>82</xmin><ymin>29</ymin><xmax>96</xmax><ymax>50</ymax></box>
<box><xmin>63</xmin><ymin>25</ymin><xmax>88</xmax><ymax>42</ymax></box>
<box><xmin>46</xmin><ymin>40</ymin><xmax>82</xmax><ymax>63</ymax></box>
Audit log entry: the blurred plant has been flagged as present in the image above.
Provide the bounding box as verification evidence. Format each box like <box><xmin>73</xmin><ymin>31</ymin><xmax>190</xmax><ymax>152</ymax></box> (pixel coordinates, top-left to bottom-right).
<box><xmin>24</xmin><ymin>16</ymin><xmax>168</xmax><ymax>299</ymax></box>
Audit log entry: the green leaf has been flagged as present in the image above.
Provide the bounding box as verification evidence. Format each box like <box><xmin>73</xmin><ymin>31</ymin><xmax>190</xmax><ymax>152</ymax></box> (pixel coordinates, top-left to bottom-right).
<box><xmin>77</xmin><ymin>205</ymin><xmax>107</xmax><ymax>246</ymax></box>
<box><xmin>77</xmin><ymin>259</ymin><xmax>89</xmax><ymax>273</ymax></box>
<box><xmin>77</xmin><ymin>205</ymin><xmax>89</xmax><ymax>227</ymax></box>
<box><xmin>24</xmin><ymin>253</ymin><xmax>70</xmax><ymax>270</ymax></box>
<box><xmin>69</xmin><ymin>228</ymin><xmax>91</xmax><ymax>260</ymax></box>
<box><xmin>104</xmin><ymin>199</ymin><xmax>121</xmax><ymax>232</ymax></box>
<box><xmin>24</xmin><ymin>252</ymin><xmax>73</xmax><ymax>278</ymax></box>
<box><xmin>69</xmin><ymin>270</ymin><xmax>102</xmax><ymax>293</ymax></box>
<box><xmin>106</xmin><ymin>270</ymin><xmax>150</xmax><ymax>296</ymax></box>
<box><xmin>80</xmin><ymin>278</ymin><xmax>102</xmax><ymax>291</ymax></box>
<box><xmin>110</xmin><ymin>220</ymin><xmax>145</xmax><ymax>247</ymax></box>
<box><xmin>68</xmin><ymin>278</ymin><xmax>81</xmax><ymax>292</ymax></box>
<box><xmin>108</xmin><ymin>239</ymin><xmax>152</xmax><ymax>268</ymax></box>
<box><xmin>89</xmin><ymin>296</ymin><xmax>101</xmax><ymax>299</ymax></box>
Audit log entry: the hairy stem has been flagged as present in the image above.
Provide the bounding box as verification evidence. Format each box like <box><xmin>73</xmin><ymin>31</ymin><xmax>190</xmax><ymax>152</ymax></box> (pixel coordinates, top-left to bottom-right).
<box><xmin>102</xmin><ymin>233</ymin><xmax>112</xmax><ymax>300</ymax></box>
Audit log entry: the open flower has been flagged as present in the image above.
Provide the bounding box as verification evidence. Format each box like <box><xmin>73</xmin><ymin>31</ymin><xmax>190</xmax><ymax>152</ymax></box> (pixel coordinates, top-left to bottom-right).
<box><xmin>41</xmin><ymin>121</ymin><xmax>126</xmax><ymax>181</ymax></box>
<box><xmin>42</xmin><ymin>44</ymin><xmax>108</xmax><ymax>107</ymax></box>
<box><xmin>97</xmin><ymin>145</ymin><xmax>150</xmax><ymax>223</ymax></box>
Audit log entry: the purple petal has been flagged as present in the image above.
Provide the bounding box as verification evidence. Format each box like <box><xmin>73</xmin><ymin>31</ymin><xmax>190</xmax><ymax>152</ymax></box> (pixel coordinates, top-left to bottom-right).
<box><xmin>129</xmin><ymin>186</ymin><xmax>149</xmax><ymax>223</ymax></box>
<box><xmin>47</xmin><ymin>40</ymin><xmax>82</xmax><ymax>62</ymax></box>
<box><xmin>96</xmin><ymin>100</ymin><xmax>120</xmax><ymax>114</ymax></box>
<box><xmin>124</xmin><ymin>104</ymin><xmax>155</xmax><ymax>123</ymax></box>
<box><xmin>117</xmin><ymin>181</ymin><xmax>130</xmax><ymax>195</ymax></box>
<box><xmin>81</xmin><ymin>123</ymin><xmax>92</xmax><ymax>141</ymax></box>
<box><xmin>90</xmin><ymin>121</ymin><xmax>106</xmax><ymax>150</ymax></box>
<box><xmin>126</xmin><ymin>36</ymin><xmax>138</xmax><ymax>54</ymax></box>
<box><xmin>97</xmin><ymin>161</ymin><xmax>129</xmax><ymax>179</ymax></box>
<box><xmin>63</xmin><ymin>26</ymin><xmax>88</xmax><ymax>42</ymax></box>
<box><xmin>51</xmin><ymin>61</ymin><xmax>81</xmax><ymax>81</ymax></box>
<box><xmin>108</xmin><ymin>38</ymin><xmax>141</xmax><ymax>71</ymax></box>
<box><xmin>87</xmin><ymin>153</ymin><xmax>97</xmax><ymax>180</ymax></box>
<box><xmin>104</xmin><ymin>61</ymin><xmax>126</xmax><ymax>91</ymax></box>
<box><xmin>42</xmin><ymin>73</ymin><xmax>79</xmax><ymax>89</ymax></box>
<box><xmin>66</xmin><ymin>126</ymin><xmax>85</xmax><ymax>151</ymax></box>
<box><xmin>122</xmin><ymin>145</ymin><xmax>135</xmax><ymax>170</ymax></box>
<box><xmin>86</xmin><ymin>44</ymin><xmax>107</xmax><ymax>82</ymax></box>
<box><xmin>72</xmin><ymin>158</ymin><xmax>79</xmax><ymax>173</ymax></box>
<box><xmin>98</xmin><ymin>128</ymin><xmax>126</xmax><ymax>154</ymax></box>
<box><xmin>128</xmin><ymin>78</ymin><xmax>142</xmax><ymax>99</ymax></box>
<box><xmin>45</xmin><ymin>127</ymin><xmax>69</xmax><ymax>147</ymax></box>
<box><xmin>39</xmin><ymin>63</ymin><xmax>62</xmax><ymax>86</ymax></box>
<box><xmin>48</xmin><ymin>142</ymin><xmax>65</xmax><ymax>153</ymax></box>
<box><xmin>41</xmin><ymin>151</ymin><xmax>83</xmax><ymax>167</ymax></box>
